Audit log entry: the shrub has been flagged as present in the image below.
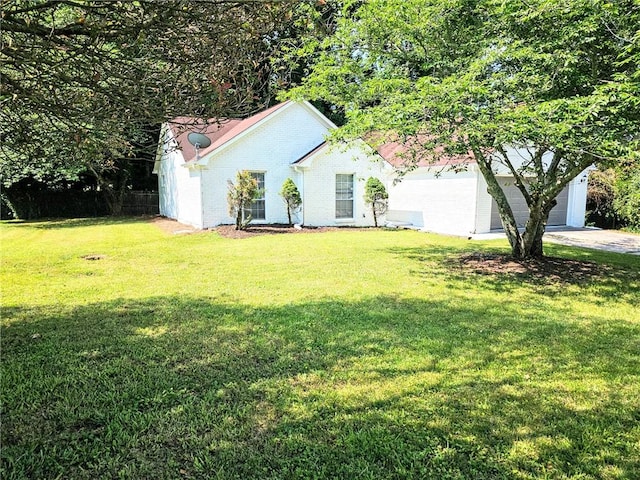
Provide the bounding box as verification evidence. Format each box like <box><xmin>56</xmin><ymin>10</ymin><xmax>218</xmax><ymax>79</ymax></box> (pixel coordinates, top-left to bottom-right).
<box><xmin>227</xmin><ymin>171</ymin><xmax>259</xmax><ymax>230</ymax></box>
<box><xmin>279</xmin><ymin>178</ymin><xmax>302</xmax><ymax>227</ymax></box>
<box><xmin>363</xmin><ymin>177</ymin><xmax>388</xmax><ymax>227</ymax></box>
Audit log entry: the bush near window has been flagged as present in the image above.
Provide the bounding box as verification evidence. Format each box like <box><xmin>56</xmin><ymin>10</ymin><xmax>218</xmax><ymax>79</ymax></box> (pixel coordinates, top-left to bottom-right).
<box><xmin>227</xmin><ymin>171</ymin><xmax>259</xmax><ymax>230</ymax></box>
<box><xmin>364</xmin><ymin>177</ymin><xmax>388</xmax><ymax>227</ymax></box>
<box><xmin>279</xmin><ymin>178</ymin><xmax>302</xmax><ymax>227</ymax></box>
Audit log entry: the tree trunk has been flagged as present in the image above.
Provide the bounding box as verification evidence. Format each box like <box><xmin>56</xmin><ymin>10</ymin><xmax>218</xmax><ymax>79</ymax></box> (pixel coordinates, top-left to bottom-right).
<box><xmin>486</xmin><ymin>182</ymin><xmax>558</xmax><ymax>258</ymax></box>
<box><xmin>287</xmin><ymin>204</ymin><xmax>292</xmax><ymax>227</ymax></box>
<box><xmin>372</xmin><ymin>206</ymin><xmax>378</xmax><ymax>227</ymax></box>
<box><xmin>521</xmin><ymin>208</ymin><xmax>546</xmax><ymax>258</ymax></box>
<box><xmin>473</xmin><ymin>147</ymin><xmax>593</xmax><ymax>259</ymax></box>
<box><xmin>102</xmin><ymin>184</ymin><xmax>127</xmax><ymax>216</ymax></box>
<box><xmin>490</xmin><ymin>192</ymin><xmax>555</xmax><ymax>259</ymax></box>
<box><xmin>521</xmin><ymin>198</ymin><xmax>556</xmax><ymax>258</ymax></box>
<box><xmin>89</xmin><ymin>162</ymin><xmax>130</xmax><ymax>216</ymax></box>
<box><xmin>474</xmin><ymin>154</ymin><xmax>527</xmax><ymax>256</ymax></box>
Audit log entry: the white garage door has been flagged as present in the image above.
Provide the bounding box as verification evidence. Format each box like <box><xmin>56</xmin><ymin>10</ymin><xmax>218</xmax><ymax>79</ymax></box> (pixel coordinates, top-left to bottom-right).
<box><xmin>490</xmin><ymin>178</ymin><xmax>568</xmax><ymax>230</ymax></box>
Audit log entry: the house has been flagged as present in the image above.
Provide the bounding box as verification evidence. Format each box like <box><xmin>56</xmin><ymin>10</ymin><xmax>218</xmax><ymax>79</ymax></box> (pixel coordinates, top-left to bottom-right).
<box><xmin>155</xmin><ymin>101</ymin><xmax>590</xmax><ymax>235</ymax></box>
<box><xmin>379</xmin><ymin>141</ymin><xmax>589</xmax><ymax>235</ymax></box>
<box><xmin>154</xmin><ymin>101</ymin><xmax>392</xmax><ymax>229</ymax></box>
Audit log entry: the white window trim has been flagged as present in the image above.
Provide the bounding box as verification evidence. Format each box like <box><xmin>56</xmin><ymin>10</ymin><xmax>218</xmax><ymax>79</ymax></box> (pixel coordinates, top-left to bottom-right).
<box><xmin>247</xmin><ymin>171</ymin><xmax>266</xmax><ymax>221</ymax></box>
<box><xmin>335</xmin><ymin>173</ymin><xmax>355</xmax><ymax>220</ymax></box>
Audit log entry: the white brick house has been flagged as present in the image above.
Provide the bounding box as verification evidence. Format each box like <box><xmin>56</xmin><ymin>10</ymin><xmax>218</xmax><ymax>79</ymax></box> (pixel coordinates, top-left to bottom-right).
<box><xmin>154</xmin><ymin>101</ymin><xmax>392</xmax><ymax>228</ymax></box>
<box><xmin>155</xmin><ymin>101</ymin><xmax>589</xmax><ymax>235</ymax></box>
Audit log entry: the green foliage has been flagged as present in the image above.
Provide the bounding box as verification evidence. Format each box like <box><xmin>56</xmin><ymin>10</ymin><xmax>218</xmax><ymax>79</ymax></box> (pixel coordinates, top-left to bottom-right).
<box><xmin>288</xmin><ymin>0</ymin><xmax>640</xmax><ymax>258</ymax></box>
<box><xmin>1</xmin><ymin>0</ymin><xmax>299</xmax><ymax>210</ymax></box>
<box><xmin>363</xmin><ymin>176</ymin><xmax>388</xmax><ymax>227</ymax></box>
<box><xmin>586</xmin><ymin>161</ymin><xmax>640</xmax><ymax>231</ymax></box>
<box><xmin>2</xmin><ymin>1</ymin><xmax>297</xmax><ymax>136</ymax></box>
<box><xmin>586</xmin><ymin>169</ymin><xmax>619</xmax><ymax>228</ymax></box>
<box><xmin>614</xmin><ymin>159</ymin><xmax>640</xmax><ymax>231</ymax></box>
<box><xmin>363</xmin><ymin>176</ymin><xmax>388</xmax><ymax>203</ymax></box>
<box><xmin>279</xmin><ymin>178</ymin><xmax>302</xmax><ymax>226</ymax></box>
<box><xmin>1</xmin><ymin>219</ymin><xmax>639</xmax><ymax>478</ymax></box>
<box><xmin>227</xmin><ymin>170</ymin><xmax>260</xmax><ymax>230</ymax></box>
<box><xmin>0</xmin><ymin>121</ymin><xmax>158</xmax><ymax>217</ymax></box>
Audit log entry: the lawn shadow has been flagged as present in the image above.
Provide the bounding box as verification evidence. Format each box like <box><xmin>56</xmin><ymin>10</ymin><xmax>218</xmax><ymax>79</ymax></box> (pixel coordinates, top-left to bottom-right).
<box><xmin>386</xmin><ymin>245</ymin><xmax>640</xmax><ymax>304</ymax></box>
<box><xmin>6</xmin><ymin>216</ymin><xmax>154</xmax><ymax>230</ymax></box>
<box><xmin>2</xmin><ymin>295</ymin><xmax>639</xmax><ymax>479</ymax></box>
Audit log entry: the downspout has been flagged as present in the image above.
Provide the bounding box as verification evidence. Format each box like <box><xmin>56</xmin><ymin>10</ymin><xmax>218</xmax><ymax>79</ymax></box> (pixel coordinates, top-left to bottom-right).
<box><xmin>300</xmin><ymin>169</ymin><xmax>305</xmax><ymax>225</ymax></box>
<box><xmin>292</xmin><ymin>165</ymin><xmax>305</xmax><ymax>225</ymax></box>
<box><xmin>192</xmin><ymin>149</ymin><xmax>208</xmax><ymax>229</ymax></box>
<box><xmin>199</xmin><ymin>167</ymin><xmax>205</xmax><ymax>229</ymax></box>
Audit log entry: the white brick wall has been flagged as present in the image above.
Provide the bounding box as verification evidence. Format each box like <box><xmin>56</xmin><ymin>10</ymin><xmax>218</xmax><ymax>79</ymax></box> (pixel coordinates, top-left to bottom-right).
<box><xmin>388</xmin><ymin>169</ymin><xmax>479</xmax><ymax>235</ymax></box>
<box><xmin>157</xmin><ymin>129</ymin><xmax>203</xmax><ymax>228</ymax></box>
<box><xmin>199</xmin><ymin>102</ymin><xmax>329</xmax><ymax>227</ymax></box>
<box><xmin>389</xmin><ymin>165</ymin><xmax>589</xmax><ymax>235</ymax></box>
<box><xmin>301</xmin><ymin>142</ymin><xmax>391</xmax><ymax>227</ymax></box>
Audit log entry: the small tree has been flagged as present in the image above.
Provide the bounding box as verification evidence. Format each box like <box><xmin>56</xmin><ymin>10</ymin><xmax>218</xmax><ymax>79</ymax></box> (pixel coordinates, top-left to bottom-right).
<box><xmin>364</xmin><ymin>177</ymin><xmax>388</xmax><ymax>227</ymax></box>
<box><xmin>227</xmin><ymin>170</ymin><xmax>259</xmax><ymax>230</ymax></box>
<box><xmin>279</xmin><ymin>178</ymin><xmax>302</xmax><ymax>226</ymax></box>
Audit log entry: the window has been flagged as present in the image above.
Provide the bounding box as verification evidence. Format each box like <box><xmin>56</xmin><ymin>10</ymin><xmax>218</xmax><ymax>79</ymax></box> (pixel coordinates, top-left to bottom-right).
<box><xmin>336</xmin><ymin>174</ymin><xmax>354</xmax><ymax>219</ymax></box>
<box><xmin>246</xmin><ymin>172</ymin><xmax>265</xmax><ymax>220</ymax></box>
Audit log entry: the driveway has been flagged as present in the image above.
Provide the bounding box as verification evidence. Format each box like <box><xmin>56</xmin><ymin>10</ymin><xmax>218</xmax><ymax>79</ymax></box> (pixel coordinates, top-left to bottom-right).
<box><xmin>470</xmin><ymin>226</ymin><xmax>640</xmax><ymax>255</ymax></box>
<box><xmin>543</xmin><ymin>227</ymin><xmax>640</xmax><ymax>255</ymax></box>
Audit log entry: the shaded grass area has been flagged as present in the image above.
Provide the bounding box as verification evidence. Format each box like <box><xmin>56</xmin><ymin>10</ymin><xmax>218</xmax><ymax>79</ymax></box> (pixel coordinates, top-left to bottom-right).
<box><xmin>2</xmin><ymin>218</ymin><xmax>639</xmax><ymax>479</ymax></box>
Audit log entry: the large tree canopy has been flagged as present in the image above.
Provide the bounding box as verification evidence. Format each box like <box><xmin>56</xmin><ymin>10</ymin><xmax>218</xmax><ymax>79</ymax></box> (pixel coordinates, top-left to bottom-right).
<box><xmin>290</xmin><ymin>0</ymin><xmax>640</xmax><ymax>258</ymax></box>
<box><xmin>1</xmin><ymin>0</ymin><xmax>297</xmax><ymax>215</ymax></box>
<box><xmin>2</xmin><ymin>0</ymin><xmax>294</xmax><ymax>138</ymax></box>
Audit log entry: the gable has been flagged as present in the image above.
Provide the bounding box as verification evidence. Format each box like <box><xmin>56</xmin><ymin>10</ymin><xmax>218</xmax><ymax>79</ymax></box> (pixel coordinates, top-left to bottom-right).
<box><xmin>161</xmin><ymin>101</ymin><xmax>337</xmax><ymax>169</ymax></box>
<box><xmin>208</xmin><ymin>102</ymin><xmax>336</xmax><ymax>172</ymax></box>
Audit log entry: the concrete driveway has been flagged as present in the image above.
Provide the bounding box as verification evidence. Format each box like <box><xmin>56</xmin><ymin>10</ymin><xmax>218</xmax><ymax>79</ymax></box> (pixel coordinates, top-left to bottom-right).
<box><xmin>543</xmin><ymin>227</ymin><xmax>640</xmax><ymax>255</ymax></box>
<box><xmin>471</xmin><ymin>226</ymin><xmax>640</xmax><ymax>255</ymax></box>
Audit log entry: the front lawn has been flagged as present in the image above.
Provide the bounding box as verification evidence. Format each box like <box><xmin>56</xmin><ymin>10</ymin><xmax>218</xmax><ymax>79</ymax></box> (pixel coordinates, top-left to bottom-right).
<box><xmin>2</xmin><ymin>218</ymin><xmax>639</xmax><ymax>479</ymax></box>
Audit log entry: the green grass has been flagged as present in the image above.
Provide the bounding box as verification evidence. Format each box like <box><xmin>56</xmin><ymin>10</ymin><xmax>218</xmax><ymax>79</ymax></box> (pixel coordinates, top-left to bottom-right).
<box><xmin>2</xmin><ymin>217</ymin><xmax>639</xmax><ymax>479</ymax></box>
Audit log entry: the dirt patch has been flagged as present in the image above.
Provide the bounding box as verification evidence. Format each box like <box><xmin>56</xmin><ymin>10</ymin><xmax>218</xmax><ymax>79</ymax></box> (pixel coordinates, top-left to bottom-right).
<box><xmin>457</xmin><ymin>252</ymin><xmax>607</xmax><ymax>284</ymax></box>
<box><xmin>81</xmin><ymin>254</ymin><xmax>106</xmax><ymax>261</ymax></box>
<box><xmin>150</xmin><ymin>217</ymin><xmax>199</xmax><ymax>235</ymax></box>
<box><xmin>214</xmin><ymin>224</ymin><xmax>358</xmax><ymax>239</ymax></box>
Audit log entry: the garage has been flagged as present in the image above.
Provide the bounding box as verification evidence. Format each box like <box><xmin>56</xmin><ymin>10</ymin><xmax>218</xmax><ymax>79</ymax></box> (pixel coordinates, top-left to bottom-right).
<box><xmin>490</xmin><ymin>177</ymin><xmax>569</xmax><ymax>230</ymax></box>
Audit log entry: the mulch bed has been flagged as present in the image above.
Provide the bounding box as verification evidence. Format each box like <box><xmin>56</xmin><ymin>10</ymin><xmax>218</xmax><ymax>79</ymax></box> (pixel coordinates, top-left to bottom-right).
<box><xmin>213</xmin><ymin>224</ymin><xmax>352</xmax><ymax>239</ymax></box>
<box><xmin>456</xmin><ymin>252</ymin><xmax>607</xmax><ymax>283</ymax></box>
<box><xmin>150</xmin><ymin>217</ymin><xmax>367</xmax><ymax>238</ymax></box>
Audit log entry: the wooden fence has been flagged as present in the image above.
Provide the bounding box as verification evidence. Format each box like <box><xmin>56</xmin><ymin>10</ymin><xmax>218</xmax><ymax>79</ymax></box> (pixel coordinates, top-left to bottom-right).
<box><xmin>122</xmin><ymin>191</ymin><xmax>159</xmax><ymax>215</ymax></box>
